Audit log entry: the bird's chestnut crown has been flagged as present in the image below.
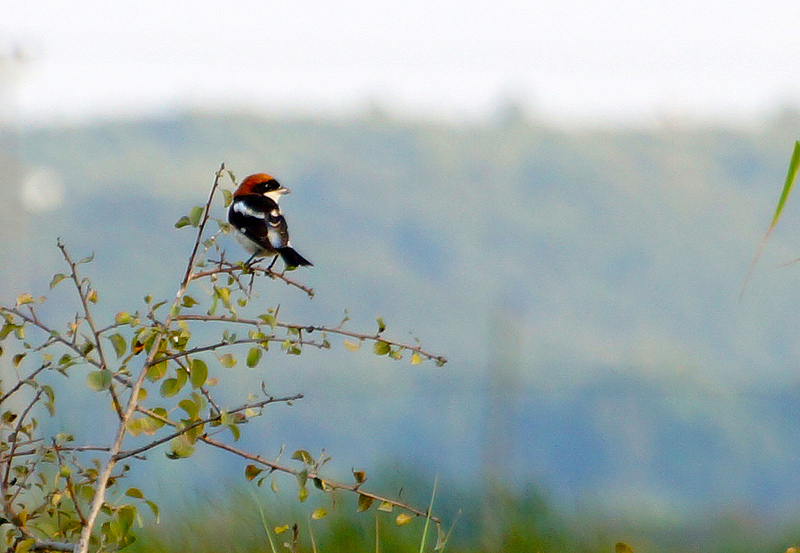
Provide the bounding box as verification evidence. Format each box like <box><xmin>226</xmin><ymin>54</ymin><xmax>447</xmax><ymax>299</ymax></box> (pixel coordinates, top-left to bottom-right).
<box><xmin>237</xmin><ymin>173</ymin><xmax>289</xmax><ymax>196</ymax></box>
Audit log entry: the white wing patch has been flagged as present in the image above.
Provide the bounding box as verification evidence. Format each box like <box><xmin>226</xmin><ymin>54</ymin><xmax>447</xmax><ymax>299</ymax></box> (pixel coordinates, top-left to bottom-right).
<box><xmin>232</xmin><ymin>201</ymin><xmax>267</xmax><ymax>219</ymax></box>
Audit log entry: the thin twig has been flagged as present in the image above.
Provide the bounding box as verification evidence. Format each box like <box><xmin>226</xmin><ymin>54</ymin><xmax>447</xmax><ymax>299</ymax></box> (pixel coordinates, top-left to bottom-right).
<box><xmin>202</xmin><ymin>436</ymin><xmax>440</xmax><ymax>524</ymax></box>
<box><xmin>57</xmin><ymin>242</ymin><xmax>124</xmax><ymax>419</ymax></box>
<box><xmin>175</xmin><ymin>314</ymin><xmax>447</xmax><ymax>364</ymax></box>
<box><xmin>117</xmin><ymin>392</ymin><xmax>302</xmax><ymax>462</ymax></box>
<box><xmin>0</xmin><ymin>362</ymin><xmax>51</xmax><ymax>404</ymax></box>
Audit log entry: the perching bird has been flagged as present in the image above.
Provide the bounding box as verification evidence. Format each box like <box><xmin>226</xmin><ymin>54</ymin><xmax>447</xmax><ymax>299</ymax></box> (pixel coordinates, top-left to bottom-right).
<box><xmin>228</xmin><ymin>173</ymin><xmax>313</xmax><ymax>269</ymax></box>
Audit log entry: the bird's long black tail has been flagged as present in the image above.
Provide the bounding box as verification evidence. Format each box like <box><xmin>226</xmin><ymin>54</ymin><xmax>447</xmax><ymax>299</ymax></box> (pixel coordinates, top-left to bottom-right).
<box><xmin>279</xmin><ymin>247</ymin><xmax>313</xmax><ymax>268</ymax></box>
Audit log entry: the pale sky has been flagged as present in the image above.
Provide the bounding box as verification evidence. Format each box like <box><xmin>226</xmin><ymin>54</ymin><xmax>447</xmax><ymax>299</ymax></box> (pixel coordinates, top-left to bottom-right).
<box><xmin>3</xmin><ymin>0</ymin><xmax>800</xmax><ymax>124</ymax></box>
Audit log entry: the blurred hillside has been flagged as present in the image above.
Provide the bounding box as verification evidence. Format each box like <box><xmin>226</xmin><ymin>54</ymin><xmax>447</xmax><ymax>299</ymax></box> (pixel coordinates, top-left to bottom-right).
<box><xmin>4</xmin><ymin>108</ymin><xmax>800</xmax><ymax>535</ymax></box>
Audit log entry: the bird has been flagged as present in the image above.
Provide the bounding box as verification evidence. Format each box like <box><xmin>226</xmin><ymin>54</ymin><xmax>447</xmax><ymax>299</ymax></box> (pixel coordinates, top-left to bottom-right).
<box><xmin>228</xmin><ymin>173</ymin><xmax>313</xmax><ymax>269</ymax></box>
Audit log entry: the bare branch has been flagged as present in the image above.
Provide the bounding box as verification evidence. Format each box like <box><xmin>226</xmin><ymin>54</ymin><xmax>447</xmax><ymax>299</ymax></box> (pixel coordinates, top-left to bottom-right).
<box><xmin>0</xmin><ymin>361</ymin><xmax>51</xmax><ymax>404</ymax></box>
<box><xmin>182</xmin><ymin>163</ymin><xmax>226</xmax><ymax>288</ymax></box>
<box><xmin>193</xmin><ymin>259</ymin><xmax>315</xmax><ymax>297</ymax></box>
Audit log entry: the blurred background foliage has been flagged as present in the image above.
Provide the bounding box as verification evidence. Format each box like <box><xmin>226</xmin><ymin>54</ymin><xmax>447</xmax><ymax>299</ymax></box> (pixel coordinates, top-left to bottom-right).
<box><xmin>4</xmin><ymin>107</ymin><xmax>800</xmax><ymax>551</ymax></box>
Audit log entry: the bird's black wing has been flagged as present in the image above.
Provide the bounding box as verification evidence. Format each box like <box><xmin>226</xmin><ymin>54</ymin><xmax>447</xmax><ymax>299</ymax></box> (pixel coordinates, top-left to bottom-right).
<box><xmin>228</xmin><ymin>194</ymin><xmax>286</xmax><ymax>250</ymax></box>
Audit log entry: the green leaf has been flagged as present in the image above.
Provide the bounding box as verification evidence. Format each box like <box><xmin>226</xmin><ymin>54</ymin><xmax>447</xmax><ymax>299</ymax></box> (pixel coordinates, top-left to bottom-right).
<box><xmin>181</xmin><ymin>295</ymin><xmax>198</xmax><ymax>308</ymax></box>
<box><xmin>160</xmin><ymin>378</ymin><xmax>181</xmax><ymax>398</ymax></box>
<box><xmin>117</xmin><ymin>505</ymin><xmax>136</xmax><ymax>532</ymax></box>
<box><xmin>410</xmin><ymin>352</ymin><xmax>422</xmax><ymax>365</ymax></box>
<box><xmin>356</xmin><ymin>494</ymin><xmax>374</xmax><ymax>512</ymax></box>
<box><xmin>376</xmin><ymin>317</ymin><xmax>386</xmax><ymax>333</ymax></box>
<box><xmin>86</xmin><ymin>370</ymin><xmax>112</xmax><ymax>392</ymax></box>
<box><xmin>246</xmin><ymin>347</ymin><xmax>262</xmax><ymax>368</ymax></box>
<box><xmin>395</xmin><ymin>513</ymin><xmax>413</xmax><ymax>525</ymax></box>
<box><xmin>190</xmin><ymin>359</ymin><xmax>208</xmax><ymax>388</ymax></box>
<box><xmin>189</xmin><ymin>205</ymin><xmax>204</xmax><ymax>227</ymax></box>
<box><xmin>377</xmin><ymin>501</ymin><xmax>393</xmax><ymax>512</ymax></box>
<box><xmin>125</xmin><ymin>487</ymin><xmax>144</xmax><ymax>499</ymax></box>
<box><xmin>108</xmin><ymin>333</ymin><xmax>127</xmax><ymax>358</ymax></box>
<box><xmin>311</xmin><ymin>508</ymin><xmax>327</xmax><ymax>520</ymax></box>
<box><xmin>0</xmin><ymin>323</ymin><xmax>19</xmax><ymax>340</ymax></box>
<box><xmin>115</xmin><ymin>311</ymin><xmax>132</xmax><ymax>325</ymax></box>
<box><xmin>14</xmin><ymin>538</ymin><xmax>36</xmax><ymax>553</ymax></box>
<box><xmin>258</xmin><ymin>313</ymin><xmax>277</xmax><ymax>328</ymax></box>
<box><xmin>178</xmin><ymin>399</ymin><xmax>200</xmax><ymax>420</ymax></box>
<box><xmin>373</xmin><ymin>341</ymin><xmax>391</xmax><ymax>356</ymax></box>
<box><xmin>166</xmin><ymin>434</ymin><xmax>195</xmax><ymax>459</ymax></box>
<box><xmin>146</xmin><ymin>360</ymin><xmax>168</xmax><ymax>381</ymax></box>
<box><xmin>49</xmin><ymin>273</ymin><xmax>68</xmax><ymax>289</ymax></box>
<box><xmin>145</xmin><ymin>500</ymin><xmax>160</xmax><ymax>522</ymax></box>
<box><xmin>292</xmin><ymin>450</ymin><xmax>313</xmax><ymax>464</ymax></box>
<box><xmin>174</xmin><ymin>215</ymin><xmax>192</xmax><ymax>229</ymax></box>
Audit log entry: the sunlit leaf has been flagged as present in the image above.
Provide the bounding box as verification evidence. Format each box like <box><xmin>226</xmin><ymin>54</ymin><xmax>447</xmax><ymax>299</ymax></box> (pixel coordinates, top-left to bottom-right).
<box><xmin>396</xmin><ymin>513</ymin><xmax>413</xmax><ymax>525</ymax></box>
<box><xmin>410</xmin><ymin>352</ymin><xmax>422</xmax><ymax>365</ymax></box>
<box><xmin>274</xmin><ymin>525</ymin><xmax>290</xmax><ymax>535</ymax></box>
<box><xmin>377</xmin><ymin>502</ymin><xmax>393</xmax><ymax>512</ymax></box>
<box><xmin>14</xmin><ymin>538</ymin><xmax>36</xmax><ymax>553</ymax></box>
<box><xmin>344</xmin><ymin>339</ymin><xmax>361</xmax><ymax>352</ymax></box>
<box><xmin>222</xmin><ymin>188</ymin><xmax>233</xmax><ymax>207</ymax></box>
<box><xmin>87</xmin><ymin>289</ymin><xmax>98</xmax><ymax>303</ymax></box>
<box><xmin>219</xmin><ymin>353</ymin><xmax>236</xmax><ymax>368</ymax></box>
<box><xmin>615</xmin><ymin>543</ymin><xmax>634</xmax><ymax>553</ymax></box>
